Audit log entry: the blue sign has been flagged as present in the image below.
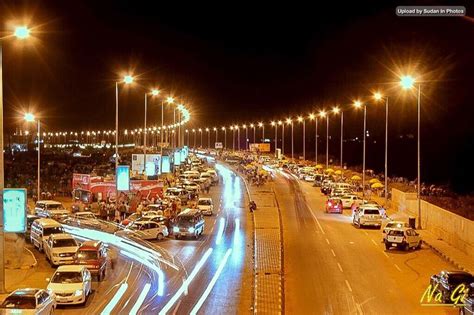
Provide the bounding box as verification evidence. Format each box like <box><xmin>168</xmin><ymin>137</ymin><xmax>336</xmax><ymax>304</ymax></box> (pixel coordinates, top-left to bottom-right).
<box><xmin>174</xmin><ymin>150</ymin><xmax>181</xmax><ymax>166</ymax></box>
<box><xmin>116</xmin><ymin>165</ymin><xmax>130</xmax><ymax>191</ymax></box>
<box><xmin>3</xmin><ymin>189</ymin><xmax>27</xmax><ymax>233</ymax></box>
<box><xmin>162</xmin><ymin>156</ymin><xmax>171</xmax><ymax>173</ymax></box>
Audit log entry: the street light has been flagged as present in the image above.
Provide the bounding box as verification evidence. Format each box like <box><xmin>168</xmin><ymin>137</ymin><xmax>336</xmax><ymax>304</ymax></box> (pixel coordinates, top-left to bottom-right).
<box><xmin>192</xmin><ymin>129</ymin><xmax>196</xmax><ymax>148</ymax></box>
<box><xmin>230</xmin><ymin>126</ymin><xmax>235</xmax><ymax>151</ymax></box>
<box><xmin>13</xmin><ymin>26</ymin><xmax>30</xmax><ymax>39</ymax></box>
<box><xmin>373</xmin><ymin>91</ymin><xmax>389</xmax><ymax>206</ymax></box>
<box><xmin>250</xmin><ymin>123</ymin><xmax>255</xmax><ymax>144</ymax></box>
<box><xmin>143</xmin><ymin>89</ymin><xmax>160</xmax><ymax>175</ymax></box>
<box><xmin>206</xmin><ymin>128</ymin><xmax>210</xmax><ymax>149</ymax></box>
<box><xmin>319</xmin><ymin>110</ymin><xmax>328</xmax><ymax>168</ymax></box>
<box><xmin>24</xmin><ymin>113</ymin><xmax>40</xmax><ymax>199</ymax></box>
<box><xmin>258</xmin><ymin>122</ymin><xmax>264</xmax><ymax>143</ymax></box>
<box><xmin>243</xmin><ymin>124</ymin><xmax>248</xmax><ymax>150</ymax></box>
<box><xmin>235</xmin><ymin>125</ymin><xmax>240</xmax><ymax>151</ymax></box>
<box><xmin>353</xmin><ymin>100</ymin><xmax>367</xmax><ymax>198</ymax></box>
<box><xmin>271</xmin><ymin>121</ymin><xmax>277</xmax><ymax>155</ymax></box>
<box><xmin>221</xmin><ymin>127</ymin><xmax>227</xmax><ymax>149</ymax></box>
<box><xmin>213</xmin><ymin>127</ymin><xmax>218</xmax><ymax>148</ymax></box>
<box><xmin>185</xmin><ymin>129</ymin><xmax>189</xmax><ymax>146</ymax></box>
<box><xmin>332</xmin><ymin>106</ymin><xmax>343</xmax><ymax>169</ymax></box>
<box><xmin>286</xmin><ymin>118</ymin><xmax>294</xmax><ymax>160</ymax></box>
<box><xmin>198</xmin><ymin>128</ymin><xmax>203</xmax><ymax>148</ymax></box>
<box><xmin>400</xmin><ymin>75</ymin><xmax>422</xmax><ymax>229</ymax></box>
<box><xmin>309</xmin><ymin>113</ymin><xmax>318</xmax><ymax>164</ymax></box>
<box><xmin>297</xmin><ymin>116</ymin><xmax>305</xmax><ymax>160</ymax></box>
<box><xmin>277</xmin><ymin>121</ymin><xmax>282</xmax><ymax>154</ymax></box>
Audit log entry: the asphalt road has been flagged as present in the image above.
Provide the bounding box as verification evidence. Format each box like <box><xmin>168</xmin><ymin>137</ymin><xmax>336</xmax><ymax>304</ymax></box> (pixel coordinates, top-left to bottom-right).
<box><xmin>274</xmin><ymin>170</ymin><xmax>459</xmax><ymax>315</ymax></box>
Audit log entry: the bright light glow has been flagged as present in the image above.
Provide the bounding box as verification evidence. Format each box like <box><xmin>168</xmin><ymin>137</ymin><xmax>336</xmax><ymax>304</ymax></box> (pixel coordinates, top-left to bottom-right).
<box><xmin>271</xmin><ymin>121</ymin><xmax>275</xmax><ymax>126</ymax></box>
<box><xmin>215</xmin><ymin>218</ymin><xmax>225</xmax><ymax>245</ymax></box>
<box><xmin>297</xmin><ymin>116</ymin><xmax>303</xmax><ymax>122</ymax></box>
<box><xmin>353</xmin><ymin>100</ymin><xmax>362</xmax><ymax>108</ymax></box>
<box><xmin>373</xmin><ymin>92</ymin><xmax>382</xmax><ymax>101</ymax></box>
<box><xmin>101</xmin><ymin>283</ymin><xmax>129</xmax><ymax>315</ymax></box>
<box><xmin>250</xmin><ymin>123</ymin><xmax>254</xmax><ymax>128</ymax></box>
<box><xmin>213</xmin><ymin>127</ymin><xmax>217</xmax><ymax>131</ymax></box>
<box><xmin>14</xmin><ymin>26</ymin><xmax>30</xmax><ymax>39</ymax></box>
<box><xmin>205</xmin><ymin>128</ymin><xmax>209</xmax><ymax>132</ymax></box>
<box><xmin>166</xmin><ymin>96</ymin><xmax>174</xmax><ymax>103</ymax></box>
<box><xmin>258</xmin><ymin>122</ymin><xmax>263</xmax><ymax>127</ymax></box>
<box><xmin>221</xmin><ymin>127</ymin><xmax>225</xmax><ymax>131</ymax></box>
<box><xmin>24</xmin><ymin>113</ymin><xmax>35</xmax><ymax>122</ymax></box>
<box><xmin>151</xmin><ymin>89</ymin><xmax>160</xmax><ymax>96</ymax></box>
<box><xmin>158</xmin><ymin>248</ymin><xmax>214</xmax><ymax>315</ymax></box>
<box><xmin>123</xmin><ymin>75</ymin><xmax>134</xmax><ymax>84</ymax></box>
<box><xmin>332</xmin><ymin>107</ymin><xmax>340</xmax><ymax>114</ymax></box>
<box><xmin>286</xmin><ymin>118</ymin><xmax>292</xmax><ymax>124</ymax></box>
<box><xmin>309</xmin><ymin>113</ymin><xmax>315</xmax><ymax>120</ymax></box>
<box><xmin>400</xmin><ymin>75</ymin><xmax>415</xmax><ymax>89</ymax></box>
<box><xmin>242</xmin><ymin>124</ymin><xmax>247</xmax><ymax>128</ymax></box>
<box><xmin>189</xmin><ymin>248</ymin><xmax>233</xmax><ymax>315</ymax></box>
<box><xmin>319</xmin><ymin>110</ymin><xmax>326</xmax><ymax>117</ymax></box>
<box><xmin>230</xmin><ymin>126</ymin><xmax>234</xmax><ymax>130</ymax></box>
<box><xmin>278</xmin><ymin>120</ymin><xmax>282</xmax><ymax>125</ymax></box>
<box><xmin>129</xmin><ymin>283</ymin><xmax>151</xmax><ymax>315</ymax></box>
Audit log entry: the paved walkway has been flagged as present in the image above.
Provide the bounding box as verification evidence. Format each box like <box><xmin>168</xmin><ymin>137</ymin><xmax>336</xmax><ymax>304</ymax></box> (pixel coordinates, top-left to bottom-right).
<box><xmin>372</xmin><ymin>195</ymin><xmax>474</xmax><ymax>273</ymax></box>
<box><xmin>243</xmin><ymin>179</ymin><xmax>283</xmax><ymax>314</ymax></box>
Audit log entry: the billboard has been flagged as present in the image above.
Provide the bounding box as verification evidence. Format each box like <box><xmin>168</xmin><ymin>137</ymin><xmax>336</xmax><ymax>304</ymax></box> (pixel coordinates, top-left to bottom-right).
<box><xmin>249</xmin><ymin>143</ymin><xmax>271</xmax><ymax>152</ymax></box>
<box><xmin>132</xmin><ymin>154</ymin><xmax>162</xmax><ymax>176</ymax></box>
<box><xmin>174</xmin><ymin>150</ymin><xmax>181</xmax><ymax>166</ymax></box>
<box><xmin>3</xmin><ymin>188</ymin><xmax>27</xmax><ymax>233</ymax></box>
<box><xmin>116</xmin><ymin>165</ymin><xmax>130</xmax><ymax>191</ymax></box>
<box><xmin>162</xmin><ymin>156</ymin><xmax>171</xmax><ymax>173</ymax></box>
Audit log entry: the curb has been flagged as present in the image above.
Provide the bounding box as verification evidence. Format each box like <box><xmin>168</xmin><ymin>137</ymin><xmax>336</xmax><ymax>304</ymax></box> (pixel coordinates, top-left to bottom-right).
<box><xmin>422</xmin><ymin>240</ymin><xmax>472</xmax><ymax>274</ymax></box>
<box><xmin>5</xmin><ymin>246</ymin><xmax>38</xmax><ymax>270</ymax></box>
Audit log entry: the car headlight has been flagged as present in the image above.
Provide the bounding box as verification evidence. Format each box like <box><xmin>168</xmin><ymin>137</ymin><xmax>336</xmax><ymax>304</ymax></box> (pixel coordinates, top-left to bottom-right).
<box><xmin>74</xmin><ymin>289</ymin><xmax>83</xmax><ymax>297</ymax></box>
<box><xmin>188</xmin><ymin>227</ymin><xmax>195</xmax><ymax>233</ymax></box>
<box><xmin>52</xmin><ymin>253</ymin><xmax>59</xmax><ymax>257</ymax></box>
<box><xmin>173</xmin><ymin>227</ymin><xmax>179</xmax><ymax>233</ymax></box>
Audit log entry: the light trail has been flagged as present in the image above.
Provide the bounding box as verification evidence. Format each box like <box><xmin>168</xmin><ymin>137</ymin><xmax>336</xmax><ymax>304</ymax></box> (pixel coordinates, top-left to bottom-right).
<box><xmin>100</xmin><ymin>283</ymin><xmax>129</xmax><ymax>315</ymax></box>
<box><xmin>189</xmin><ymin>248</ymin><xmax>233</xmax><ymax>315</ymax></box>
<box><xmin>215</xmin><ymin>218</ymin><xmax>226</xmax><ymax>245</ymax></box>
<box><xmin>129</xmin><ymin>283</ymin><xmax>152</xmax><ymax>315</ymax></box>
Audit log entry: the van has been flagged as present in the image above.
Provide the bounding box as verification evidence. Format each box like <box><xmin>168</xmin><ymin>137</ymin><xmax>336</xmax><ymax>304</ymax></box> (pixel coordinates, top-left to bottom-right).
<box><xmin>172</xmin><ymin>209</ymin><xmax>205</xmax><ymax>239</ymax></box>
<box><xmin>30</xmin><ymin>218</ymin><xmax>64</xmax><ymax>252</ymax></box>
<box><xmin>74</xmin><ymin>240</ymin><xmax>107</xmax><ymax>281</ymax></box>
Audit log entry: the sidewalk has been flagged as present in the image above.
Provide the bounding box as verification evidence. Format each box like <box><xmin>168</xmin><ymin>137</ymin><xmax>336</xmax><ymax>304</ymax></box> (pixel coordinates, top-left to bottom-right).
<box><xmin>243</xmin><ymin>178</ymin><xmax>283</xmax><ymax>314</ymax></box>
<box><xmin>372</xmin><ymin>195</ymin><xmax>474</xmax><ymax>273</ymax></box>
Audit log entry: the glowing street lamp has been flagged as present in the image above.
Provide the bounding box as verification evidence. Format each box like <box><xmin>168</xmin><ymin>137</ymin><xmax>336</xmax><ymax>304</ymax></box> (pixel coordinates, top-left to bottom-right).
<box><xmin>258</xmin><ymin>122</ymin><xmax>264</xmax><ymax>143</ymax></box>
<box><xmin>242</xmin><ymin>124</ymin><xmax>248</xmax><ymax>150</ymax></box>
<box><xmin>353</xmin><ymin>100</ymin><xmax>367</xmax><ymax>197</ymax></box>
<box><xmin>332</xmin><ymin>106</ymin><xmax>343</xmax><ymax>169</ymax></box>
<box><xmin>206</xmin><ymin>128</ymin><xmax>210</xmax><ymax>149</ymax></box>
<box><xmin>400</xmin><ymin>75</ymin><xmax>415</xmax><ymax>90</ymax></box>
<box><xmin>271</xmin><ymin>121</ymin><xmax>277</xmax><ymax>153</ymax></box>
<box><xmin>221</xmin><ymin>127</ymin><xmax>227</xmax><ymax>149</ymax></box>
<box><xmin>198</xmin><ymin>128</ymin><xmax>203</xmax><ymax>148</ymax></box>
<box><xmin>14</xmin><ymin>26</ymin><xmax>30</xmax><ymax>39</ymax></box>
<box><xmin>250</xmin><ymin>123</ymin><xmax>255</xmax><ymax>144</ymax></box>
<box><xmin>373</xmin><ymin>91</ymin><xmax>389</xmax><ymax>206</ymax></box>
<box><xmin>24</xmin><ymin>113</ymin><xmax>41</xmax><ymax>199</ymax></box>
<box><xmin>297</xmin><ymin>116</ymin><xmax>305</xmax><ymax>160</ymax></box>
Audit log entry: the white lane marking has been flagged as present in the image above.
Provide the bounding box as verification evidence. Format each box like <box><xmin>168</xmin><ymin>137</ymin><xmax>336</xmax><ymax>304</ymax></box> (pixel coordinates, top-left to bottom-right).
<box><xmin>382</xmin><ymin>251</ymin><xmax>389</xmax><ymax>258</ymax></box>
<box><xmin>325</xmin><ymin>238</ymin><xmax>330</xmax><ymax>245</ymax></box>
<box><xmin>306</xmin><ymin>205</ymin><xmax>326</xmax><ymax>235</ymax></box>
<box><xmin>394</xmin><ymin>264</ymin><xmax>402</xmax><ymax>272</ymax></box>
<box><xmin>345</xmin><ymin>280</ymin><xmax>353</xmax><ymax>292</ymax></box>
<box><xmin>215</xmin><ymin>218</ymin><xmax>226</xmax><ymax>245</ymax></box>
<box><xmin>331</xmin><ymin>249</ymin><xmax>336</xmax><ymax>257</ymax></box>
<box><xmin>159</xmin><ymin>248</ymin><xmax>214</xmax><ymax>315</ymax></box>
<box><xmin>129</xmin><ymin>283</ymin><xmax>151</xmax><ymax>315</ymax></box>
<box><xmin>371</xmin><ymin>239</ymin><xmax>378</xmax><ymax>246</ymax></box>
<box><xmin>101</xmin><ymin>283</ymin><xmax>129</xmax><ymax>315</ymax></box>
<box><xmin>190</xmin><ymin>248</ymin><xmax>233</xmax><ymax>315</ymax></box>
<box><xmin>363</xmin><ymin>231</ymin><xmax>368</xmax><ymax>236</ymax></box>
<box><xmin>337</xmin><ymin>262</ymin><xmax>343</xmax><ymax>273</ymax></box>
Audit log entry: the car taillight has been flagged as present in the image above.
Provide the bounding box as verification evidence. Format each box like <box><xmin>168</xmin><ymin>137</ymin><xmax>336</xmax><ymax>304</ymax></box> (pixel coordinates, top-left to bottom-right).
<box><xmin>328</xmin><ymin>202</ymin><xmax>332</xmax><ymax>207</ymax></box>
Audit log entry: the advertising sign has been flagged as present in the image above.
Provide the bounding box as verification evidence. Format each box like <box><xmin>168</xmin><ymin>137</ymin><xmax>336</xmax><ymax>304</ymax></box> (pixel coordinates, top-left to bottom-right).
<box><xmin>72</xmin><ymin>173</ymin><xmax>91</xmax><ymax>190</ymax></box>
<box><xmin>162</xmin><ymin>156</ymin><xmax>171</xmax><ymax>173</ymax></box>
<box><xmin>132</xmin><ymin>154</ymin><xmax>162</xmax><ymax>176</ymax></box>
<box><xmin>116</xmin><ymin>165</ymin><xmax>130</xmax><ymax>191</ymax></box>
<box><xmin>215</xmin><ymin>142</ymin><xmax>223</xmax><ymax>149</ymax></box>
<box><xmin>174</xmin><ymin>150</ymin><xmax>181</xmax><ymax>166</ymax></box>
<box><xmin>249</xmin><ymin>143</ymin><xmax>271</xmax><ymax>152</ymax></box>
<box><xmin>3</xmin><ymin>188</ymin><xmax>27</xmax><ymax>233</ymax></box>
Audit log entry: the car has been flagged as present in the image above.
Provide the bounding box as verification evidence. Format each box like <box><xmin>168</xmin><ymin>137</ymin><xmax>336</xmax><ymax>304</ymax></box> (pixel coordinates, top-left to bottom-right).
<box><xmin>430</xmin><ymin>271</ymin><xmax>474</xmax><ymax>304</ymax></box>
<box><xmin>121</xmin><ymin>213</ymin><xmax>142</xmax><ymax>226</ymax></box>
<box><xmin>116</xmin><ymin>221</ymin><xmax>169</xmax><ymax>240</ymax></box>
<box><xmin>25</xmin><ymin>214</ymin><xmax>41</xmax><ymax>241</ymax></box>
<box><xmin>172</xmin><ymin>208</ymin><xmax>205</xmax><ymax>239</ymax></box>
<box><xmin>44</xmin><ymin>233</ymin><xmax>79</xmax><ymax>267</ymax></box>
<box><xmin>459</xmin><ymin>283</ymin><xmax>474</xmax><ymax>315</ymax></box>
<box><xmin>383</xmin><ymin>227</ymin><xmax>421</xmax><ymax>250</ymax></box>
<box><xmin>382</xmin><ymin>221</ymin><xmax>410</xmax><ymax>239</ymax></box>
<box><xmin>304</xmin><ymin>174</ymin><xmax>316</xmax><ymax>182</ymax></box>
<box><xmin>197</xmin><ymin>197</ymin><xmax>214</xmax><ymax>215</ymax></box>
<box><xmin>206</xmin><ymin>169</ymin><xmax>219</xmax><ymax>184</ymax></box>
<box><xmin>325</xmin><ymin>197</ymin><xmax>343</xmax><ymax>214</ymax></box>
<box><xmin>47</xmin><ymin>265</ymin><xmax>92</xmax><ymax>305</ymax></box>
<box><xmin>0</xmin><ymin>288</ymin><xmax>56</xmax><ymax>314</ymax></box>
<box><xmin>330</xmin><ymin>188</ymin><xmax>353</xmax><ymax>198</ymax></box>
<box><xmin>30</xmin><ymin>219</ymin><xmax>65</xmax><ymax>252</ymax></box>
<box><xmin>35</xmin><ymin>200</ymin><xmax>67</xmax><ymax>218</ymax></box>
<box><xmin>72</xmin><ymin>211</ymin><xmax>97</xmax><ymax>220</ymax></box>
<box><xmin>353</xmin><ymin>205</ymin><xmax>382</xmax><ymax>228</ymax></box>
<box><xmin>74</xmin><ymin>241</ymin><xmax>107</xmax><ymax>281</ymax></box>
<box><xmin>340</xmin><ymin>195</ymin><xmax>364</xmax><ymax>209</ymax></box>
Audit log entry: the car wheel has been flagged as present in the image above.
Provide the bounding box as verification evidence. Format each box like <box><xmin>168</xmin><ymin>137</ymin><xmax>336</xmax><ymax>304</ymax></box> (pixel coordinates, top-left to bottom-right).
<box><xmin>403</xmin><ymin>243</ymin><xmax>409</xmax><ymax>251</ymax></box>
<box><xmin>416</xmin><ymin>241</ymin><xmax>422</xmax><ymax>250</ymax></box>
<box><xmin>175</xmin><ymin>235</ymin><xmax>180</xmax><ymax>240</ymax></box>
<box><xmin>385</xmin><ymin>243</ymin><xmax>390</xmax><ymax>250</ymax></box>
<box><xmin>157</xmin><ymin>233</ymin><xmax>164</xmax><ymax>241</ymax></box>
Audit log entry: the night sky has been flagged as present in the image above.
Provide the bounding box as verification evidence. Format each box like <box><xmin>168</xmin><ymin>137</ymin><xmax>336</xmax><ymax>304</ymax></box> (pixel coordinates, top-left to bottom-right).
<box><xmin>1</xmin><ymin>0</ymin><xmax>474</xmax><ymax>193</ymax></box>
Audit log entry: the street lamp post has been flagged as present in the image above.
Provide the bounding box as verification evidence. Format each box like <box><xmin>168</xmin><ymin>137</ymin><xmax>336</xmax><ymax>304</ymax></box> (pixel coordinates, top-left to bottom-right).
<box><xmin>24</xmin><ymin>113</ymin><xmax>40</xmax><ymax>200</ymax></box>
<box><xmin>401</xmin><ymin>75</ymin><xmax>422</xmax><ymax>228</ymax></box>
<box><xmin>332</xmin><ymin>107</ymin><xmax>341</xmax><ymax>168</ymax></box>
<box><xmin>199</xmin><ymin>128</ymin><xmax>203</xmax><ymax>148</ymax></box>
<box><xmin>230</xmin><ymin>126</ymin><xmax>235</xmax><ymax>151</ymax></box>
<box><xmin>192</xmin><ymin>129</ymin><xmax>196</xmax><ymax>148</ymax></box>
<box><xmin>297</xmin><ymin>117</ymin><xmax>305</xmax><ymax>160</ymax></box>
<box><xmin>271</xmin><ymin>121</ymin><xmax>277</xmax><ymax>154</ymax></box>
<box><xmin>290</xmin><ymin>119</ymin><xmax>294</xmax><ymax>160</ymax></box>
<box><xmin>374</xmin><ymin>92</ymin><xmax>389</xmax><ymax>206</ymax></box>
<box><xmin>250</xmin><ymin>124</ymin><xmax>255</xmax><ymax>144</ymax></box>
<box><xmin>353</xmin><ymin>100</ymin><xmax>366</xmax><ymax>198</ymax></box>
<box><xmin>206</xmin><ymin>128</ymin><xmax>210</xmax><ymax>149</ymax></box>
<box><xmin>185</xmin><ymin>129</ymin><xmax>189</xmax><ymax>146</ymax></box>
<box><xmin>243</xmin><ymin>125</ymin><xmax>248</xmax><ymax>150</ymax></box>
<box><xmin>213</xmin><ymin>127</ymin><xmax>217</xmax><ymax>148</ymax></box>
<box><xmin>222</xmin><ymin>127</ymin><xmax>227</xmax><ymax>149</ymax></box>
<box><xmin>236</xmin><ymin>126</ymin><xmax>240</xmax><ymax>151</ymax></box>
<box><xmin>258</xmin><ymin>122</ymin><xmax>264</xmax><ymax>143</ymax></box>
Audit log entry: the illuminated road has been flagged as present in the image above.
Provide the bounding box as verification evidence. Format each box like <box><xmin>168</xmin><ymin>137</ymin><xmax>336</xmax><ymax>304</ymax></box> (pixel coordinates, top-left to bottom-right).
<box><xmin>274</xmin><ymin>170</ymin><xmax>458</xmax><ymax>315</ymax></box>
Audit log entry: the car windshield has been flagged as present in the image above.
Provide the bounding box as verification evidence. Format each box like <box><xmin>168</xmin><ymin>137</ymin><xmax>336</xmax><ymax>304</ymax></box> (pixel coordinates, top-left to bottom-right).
<box><xmin>78</xmin><ymin>214</ymin><xmax>94</xmax><ymax>219</ymax></box>
<box><xmin>1</xmin><ymin>296</ymin><xmax>36</xmax><ymax>309</ymax></box>
<box><xmin>43</xmin><ymin>227</ymin><xmax>64</xmax><ymax>237</ymax></box>
<box><xmin>177</xmin><ymin>216</ymin><xmax>194</xmax><ymax>227</ymax></box>
<box><xmin>198</xmin><ymin>200</ymin><xmax>211</xmax><ymax>205</ymax></box>
<box><xmin>363</xmin><ymin>209</ymin><xmax>380</xmax><ymax>215</ymax></box>
<box><xmin>47</xmin><ymin>204</ymin><xmax>63</xmax><ymax>210</ymax></box>
<box><xmin>76</xmin><ymin>250</ymin><xmax>97</xmax><ymax>261</ymax></box>
<box><xmin>449</xmin><ymin>274</ymin><xmax>474</xmax><ymax>285</ymax></box>
<box><xmin>53</xmin><ymin>238</ymin><xmax>77</xmax><ymax>247</ymax></box>
<box><xmin>387</xmin><ymin>222</ymin><xmax>404</xmax><ymax>229</ymax></box>
<box><xmin>51</xmin><ymin>271</ymin><xmax>83</xmax><ymax>283</ymax></box>
<box><xmin>388</xmin><ymin>230</ymin><xmax>404</xmax><ymax>236</ymax></box>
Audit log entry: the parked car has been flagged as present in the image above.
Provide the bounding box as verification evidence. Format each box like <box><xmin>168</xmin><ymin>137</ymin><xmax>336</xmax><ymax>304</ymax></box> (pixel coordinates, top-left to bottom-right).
<box><xmin>0</xmin><ymin>288</ymin><xmax>56</xmax><ymax>314</ymax></box>
<box><xmin>325</xmin><ymin>197</ymin><xmax>343</xmax><ymax>214</ymax></box>
<box><xmin>116</xmin><ymin>221</ymin><xmax>168</xmax><ymax>240</ymax></box>
<box><xmin>430</xmin><ymin>270</ymin><xmax>474</xmax><ymax>303</ymax></box>
<box><xmin>353</xmin><ymin>205</ymin><xmax>383</xmax><ymax>228</ymax></box>
<box><xmin>44</xmin><ymin>233</ymin><xmax>79</xmax><ymax>267</ymax></box>
<box><xmin>340</xmin><ymin>195</ymin><xmax>363</xmax><ymax>209</ymax></box>
<box><xmin>47</xmin><ymin>265</ymin><xmax>92</xmax><ymax>305</ymax></box>
<box><xmin>459</xmin><ymin>283</ymin><xmax>474</xmax><ymax>315</ymax></box>
<box><xmin>74</xmin><ymin>241</ymin><xmax>107</xmax><ymax>281</ymax></box>
<box><xmin>35</xmin><ymin>200</ymin><xmax>67</xmax><ymax>218</ymax></box>
<box><xmin>30</xmin><ymin>218</ymin><xmax>64</xmax><ymax>252</ymax></box>
<box><xmin>382</xmin><ymin>221</ymin><xmax>409</xmax><ymax>239</ymax></box>
<box><xmin>25</xmin><ymin>214</ymin><xmax>41</xmax><ymax>241</ymax></box>
<box><xmin>304</xmin><ymin>174</ymin><xmax>316</xmax><ymax>182</ymax></box>
<box><xmin>197</xmin><ymin>197</ymin><xmax>214</xmax><ymax>215</ymax></box>
<box><xmin>383</xmin><ymin>227</ymin><xmax>421</xmax><ymax>250</ymax></box>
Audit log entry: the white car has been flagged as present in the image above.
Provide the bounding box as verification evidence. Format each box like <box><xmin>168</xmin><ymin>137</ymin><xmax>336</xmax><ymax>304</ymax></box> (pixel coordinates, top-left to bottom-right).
<box><xmin>73</xmin><ymin>212</ymin><xmax>97</xmax><ymax>220</ymax></box>
<box><xmin>382</xmin><ymin>221</ymin><xmax>410</xmax><ymax>239</ymax></box>
<box><xmin>304</xmin><ymin>174</ymin><xmax>315</xmax><ymax>182</ymax></box>
<box><xmin>353</xmin><ymin>205</ymin><xmax>383</xmax><ymax>228</ymax></box>
<box><xmin>197</xmin><ymin>197</ymin><xmax>214</xmax><ymax>215</ymax></box>
<box><xmin>340</xmin><ymin>195</ymin><xmax>364</xmax><ymax>208</ymax></box>
<box><xmin>47</xmin><ymin>265</ymin><xmax>92</xmax><ymax>305</ymax></box>
<box><xmin>44</xmin><ymin>233</ymin><xmax>79</xmax><ymax>267</ymax></box>
<box><xmin>0</xmin><ymin>288</ymin><xmax>56</xmax><ymax>314</ymax></box>
<box><xmin>384</xmin><ymin>227</ymin><xmax>422</xmax><ymax>250</ymax></box>
<box><xmin>116</xmin><ymin>221</ymin><xmax>169</xmax><ymax>240</ymax></box>
<box><xmin>35</xmin><ymin>200</ymin><xmax>67</xmax><ymax>218</ymax></box>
